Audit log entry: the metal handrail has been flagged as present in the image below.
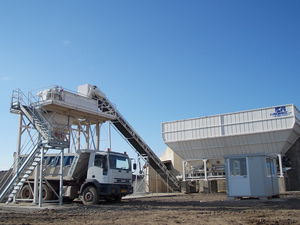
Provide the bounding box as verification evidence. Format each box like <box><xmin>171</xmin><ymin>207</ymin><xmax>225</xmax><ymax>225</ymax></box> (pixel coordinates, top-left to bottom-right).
<box><xmin>0</xmin><ymin>134</ymin><xmax>39</xmax><ymax>193</ymax></box>
<box><xmin>31</xmin><ymin>88</ymin><xmax>72</xmax><ymax>143</ymax></box>
<box><xmin>11</xmin><ymin>89</ymin><xmax>70</xmax><ymax>145</ymax></box>
<box><xmin>0</xmin><ymin>142</ymin><xmax>42</xmax><ymax>201</ymax></box>
<box><xmin>11</xmin><ymin>89</ymin><xmax>53</xmax><ymax>140</ymax></box>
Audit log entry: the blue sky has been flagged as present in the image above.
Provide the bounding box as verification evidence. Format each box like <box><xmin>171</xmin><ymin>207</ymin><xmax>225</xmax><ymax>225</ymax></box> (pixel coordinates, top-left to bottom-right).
<box><xmin>0</xmin><ymin>1</ymin><xmax>299</xmax><ymax>170</ymax></box>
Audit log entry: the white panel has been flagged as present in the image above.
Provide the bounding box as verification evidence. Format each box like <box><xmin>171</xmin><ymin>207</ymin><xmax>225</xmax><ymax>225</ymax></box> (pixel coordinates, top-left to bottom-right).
<box><xmin>64</xmin><ymin>92</ymin><xmax>98</xmax><ymax>113</ymax></box>
<box><xmin>185</xmin><ymin>120</ymin><xmax>192</xmax><ymax>130</ymax></box>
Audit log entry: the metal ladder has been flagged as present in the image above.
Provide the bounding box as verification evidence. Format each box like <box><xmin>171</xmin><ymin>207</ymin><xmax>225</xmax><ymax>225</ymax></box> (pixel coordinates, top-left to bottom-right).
<box><xmin>0</xmin><ymin>89</ymin><xmax>69</xmax><ymax>203</ymax></box>
<box><xmin>0</xmin><ymin>143</ymin><xmax>44</xmax><ymax>202</ymax></box>
<box><xmin>96</xmin><ymin>95</ymin><xmax>181</xmax><ymax>191</ymax></box>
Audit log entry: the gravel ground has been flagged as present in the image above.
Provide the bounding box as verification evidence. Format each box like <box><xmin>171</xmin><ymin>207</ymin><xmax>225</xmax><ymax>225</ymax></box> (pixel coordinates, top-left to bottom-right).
<box><xmin>0</xmin><ymin>192</ymin><xmax>299</xmax><ymax>225</ymax></box>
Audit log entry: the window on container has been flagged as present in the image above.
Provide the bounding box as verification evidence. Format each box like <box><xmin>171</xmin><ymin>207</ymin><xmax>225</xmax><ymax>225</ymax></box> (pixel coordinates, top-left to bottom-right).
<box><xmin>266</xmin><ymin>158</ymin><xmax>276</xmax><ymax>177</ymax></box>
<box><xmin>229</xmin><ymin>158</ymin><xmax>247</xmax><ymax>176</ymax></box>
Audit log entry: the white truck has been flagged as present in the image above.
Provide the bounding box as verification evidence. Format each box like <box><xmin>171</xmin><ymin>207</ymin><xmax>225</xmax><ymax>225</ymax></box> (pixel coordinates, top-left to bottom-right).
<box><xmin>18</xmin><ymin>150</ymin><xmax>135</xmax><ymax>204</ymax></box>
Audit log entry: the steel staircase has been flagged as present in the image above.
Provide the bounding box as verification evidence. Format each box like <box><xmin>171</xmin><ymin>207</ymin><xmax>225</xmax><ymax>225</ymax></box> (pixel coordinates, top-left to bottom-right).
<box><xmin>0</xmin><ymin>143</ymin><xmax>44</xmax><ymax>202</ymax></box>
<box><xmin>95</xmin><ymin>95</ymin><xmax>181</xmax><ymax>191</ymax></box>
<box><xmin>0</xmin><ymin>89</ymin><xmax>69</xmax><ymax>203</ymax></box>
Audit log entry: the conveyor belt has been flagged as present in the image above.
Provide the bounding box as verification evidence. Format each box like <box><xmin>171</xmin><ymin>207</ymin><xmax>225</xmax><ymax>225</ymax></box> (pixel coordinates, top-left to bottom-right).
<box><xmin>96</xmin><ymin>95</ymin><xmax>181</xmax><ymax>191</ymax></box>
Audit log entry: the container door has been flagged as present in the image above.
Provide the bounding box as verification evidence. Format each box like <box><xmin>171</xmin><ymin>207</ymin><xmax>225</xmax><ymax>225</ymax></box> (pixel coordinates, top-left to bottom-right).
<box><xmin>271</xmin><ymin>158</ymin><xmax>279</xmax><ymax>194</ymax></box>
<box><xmin>266</xmin><ymin>157</ymin><xmax>279</xmax><ymax>195</ymax></box>
<box><xmin>227</xmin><ymin>157</ymin><xmax>250</xmax><ymax>196</ymax></box>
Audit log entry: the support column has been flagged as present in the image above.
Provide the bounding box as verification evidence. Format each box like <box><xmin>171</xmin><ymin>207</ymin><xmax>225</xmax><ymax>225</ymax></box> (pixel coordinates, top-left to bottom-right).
<box><xmin>182</xmin><ymin>161</ymin><xmax>186</xmax><ymax>181</ymax></box>
<box><xmin>108</xmin><ymin>122</ymin><xmax>112</xmax><ymax>150</ymax></box>
<box><xmin>145</xmin><ymin>165</ymin><xmax>150</xmax><ymax>193</ymax></box>
<box><xmin>96</xmin><ymin>123</ymin><xmax>100</xmax><ymax>151</ymax></box>
<box><xmin>203</xmin><ymin>159</ymin><xmax>208</xmax><ymax>181</ymax></box>
<box><xmin>33</xmin><ymin>164</ymin><xmax>39</xmax><ymax>204</ymax></box>
<box><xmin>77</xmin><ymin>125</ymin><xmax>81</xmax><ymax>151</ymax></box>
<box><xmin>67</xmin><ymin>116</ymin><xmax>71</xmax><ymax>153</ymax></box>
<box><xmin>38</xmin><ymin>148</ymin><xmax>44</xmax><ymax>207</ymax></box>
<box><xmin>15</xmin><ymin>114</ymin><xmax>23</xmax><ymax>173</ymax></box>
<box><xmin>86</xmin><ymin>124</ymin><xmax>90</xmax><ymax>149</ymax></box>
<box><xmin>59</xmin><ymin>149</ymin><xmax>64</xmax><ymax>205</ymax></box>
<box><xmin>278</xmin><ymin>154</ymin><xmax>284</xmax><ymax>177</ymax></box>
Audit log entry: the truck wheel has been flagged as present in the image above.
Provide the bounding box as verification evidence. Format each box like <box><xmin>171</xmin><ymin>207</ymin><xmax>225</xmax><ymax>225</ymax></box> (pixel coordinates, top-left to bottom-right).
<box><xmin>82</xmin><ymin>186</ymin><xmax>98</xmax><ymax>205</ymax></box>
<box><xmin>19</xmin><ymin>184</ymin><xmax>33</xmax><ymax>199</ymax></box>
<box><xmin>42</xmin><ymin>185</ymin><xmax>53</xmax><ymax>200</ymax></box>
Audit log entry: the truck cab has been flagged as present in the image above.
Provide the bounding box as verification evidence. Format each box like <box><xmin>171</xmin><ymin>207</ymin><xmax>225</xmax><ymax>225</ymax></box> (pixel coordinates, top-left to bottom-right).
<box><xmin>80</xmin><ymin>151</ymin><xmax>133</xmax><ymax>204</ymax></box>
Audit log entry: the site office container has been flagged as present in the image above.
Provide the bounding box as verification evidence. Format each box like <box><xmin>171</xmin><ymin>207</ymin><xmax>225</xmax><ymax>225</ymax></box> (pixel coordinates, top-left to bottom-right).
<box><xmin>224</xmin><ymin>153</ymin><xmax>279</xmax><ymax>198</ymax></box>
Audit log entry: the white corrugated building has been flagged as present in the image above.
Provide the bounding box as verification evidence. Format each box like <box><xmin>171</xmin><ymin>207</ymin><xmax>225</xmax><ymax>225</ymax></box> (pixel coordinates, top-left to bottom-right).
<box><xmin>161</xmin><ymin>105</ymin><xmax>300</xmax><ymax>192</ymax></box>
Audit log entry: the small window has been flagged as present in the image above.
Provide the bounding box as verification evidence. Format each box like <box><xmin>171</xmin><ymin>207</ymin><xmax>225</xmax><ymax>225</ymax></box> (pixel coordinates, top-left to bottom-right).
<box><xmin>109</xmin><ymin>155</ymin><xmax>130</xmax><ymax>170</ymax></box>
<box><xmin>230</xmin><ymin>158</ymin><xmax>247</xmax><ymax>176</ymax></box>
<box><xmin>94</xmin><ymin>155</ymin><xmax>107</xmax><ymax>169</ymax></box>
<box><xmin>63</xmin><ymin>156</ymin><xmax>74</xmax><ymax>166</ymax></box>
<box><xmin>266</xmin><ymin>158</ymin><xmax>276</xmax><ymax>176</ymax></box>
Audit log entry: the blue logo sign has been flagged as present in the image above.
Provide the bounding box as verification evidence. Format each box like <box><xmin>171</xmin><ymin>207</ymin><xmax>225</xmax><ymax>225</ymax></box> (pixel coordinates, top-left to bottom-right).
<box><xmin>270</xmin><ymin>106</ymin><xmax>291</xmax><ymax>117</ymax></box>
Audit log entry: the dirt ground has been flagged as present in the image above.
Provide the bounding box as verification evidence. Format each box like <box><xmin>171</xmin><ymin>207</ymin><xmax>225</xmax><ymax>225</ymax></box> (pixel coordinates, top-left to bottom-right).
<box><xmin>0</xmin><ymin>193</ymin><xmax>299</xmax><ymax>225</ymax></box>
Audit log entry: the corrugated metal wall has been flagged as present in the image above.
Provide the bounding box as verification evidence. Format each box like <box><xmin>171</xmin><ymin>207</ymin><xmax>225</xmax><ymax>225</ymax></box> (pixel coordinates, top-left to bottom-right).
<box><xmin>163</xmin><ymin>105</ymin><xmax>296</xmax><ymax>143</ymax></box>
<box><xmin>162</xmin><ymin>105</ymin><xmax>300</xmax><ymax>160</ymax></box>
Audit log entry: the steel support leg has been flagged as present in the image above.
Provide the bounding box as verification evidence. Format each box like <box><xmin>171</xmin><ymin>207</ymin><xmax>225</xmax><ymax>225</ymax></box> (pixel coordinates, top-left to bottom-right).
<box><xmin>59</xmin><ymin>149</ymin><xmax>64</xmax><ymax>205</ymax></box>
<box><xmin>33</xmin><ymin>164</ymin><xmax>39</xmax><ymax>205</ymax></box>
<box><xmin>182</xmin><ymin>161</ymin><xmax>186</xmax><ymax>181</ymax></box>
<box><xmin>15</xmin><ymin>113</ymin><xmax>23</xmax><ymax>173</ymax></box>
<box><xmin>278</xmin><ymin>154</ymin><xmax>284</xmax><ymax>177</ymax></box>
<box><xmin>77</xmin><ymin>125</ymin><xmax>81</xmax><ymax>151</ymax></box>
<box><xmin>96</xmin><ymin>123</ymin><xmax>100</xmax><ymax>151</ymax></box>
<box><xmin>203</xmin><ymin>159</ymin><xmax>208</xmax><ymax>181</ymax></box>
<box><xmin>86</xmin><ymin>124</ymin><xmax>90</xmax><ymax>149</ymax></box>
<box><xmin>108</xmin><ymin>122</ymin><xmax>112</xmax><ymax>150</ymax></box>
<box><xmin>38</xmin><ymin>148</ymin><xmax>44</xmax><ymax>207</ymax></box>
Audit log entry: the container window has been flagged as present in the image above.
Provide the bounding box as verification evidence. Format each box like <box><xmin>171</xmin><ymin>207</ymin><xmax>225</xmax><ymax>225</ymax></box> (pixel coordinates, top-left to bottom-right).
<box><xmin>266</xmin><ymin>158</ymin><xmax>276</xmax><ymax>177</ymax></box>
<box><xmin>229</xmin><ymin>158</ymin><xmax>247</xmax><ymax>176</ymax></box>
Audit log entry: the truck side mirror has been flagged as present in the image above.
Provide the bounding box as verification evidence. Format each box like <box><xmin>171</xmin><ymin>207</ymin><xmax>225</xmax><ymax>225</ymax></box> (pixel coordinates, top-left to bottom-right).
<box><xmin>133</xmin><ymin>163</ymin><xmax>137</xmax><ymax>171</ymax></box>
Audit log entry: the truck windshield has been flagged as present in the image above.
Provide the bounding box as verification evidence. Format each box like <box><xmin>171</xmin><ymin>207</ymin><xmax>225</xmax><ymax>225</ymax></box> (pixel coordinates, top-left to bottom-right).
<box><xmin>109</xmin><ymin>155</ymin><xmax>130</xmax><ymax>170</ymax></box>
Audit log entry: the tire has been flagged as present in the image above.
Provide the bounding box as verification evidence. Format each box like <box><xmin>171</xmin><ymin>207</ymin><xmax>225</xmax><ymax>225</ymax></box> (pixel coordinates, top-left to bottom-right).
<box><xmin>82</xmin><ymin>186</ymin><xmax>99</xmax><ymax>205</ymax></box>
<box><xmin>19</xmin><ymin>184</ymin><xmax>33</xmax><ymax>199</ymax></box>
<box><xmin>42</xmin><ymin>185</ymin><xmax>53</xmax><ymax>201</ymax></box>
